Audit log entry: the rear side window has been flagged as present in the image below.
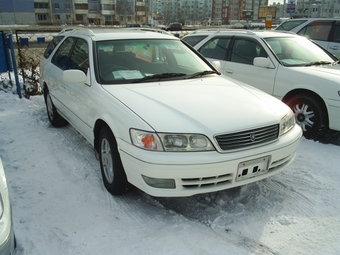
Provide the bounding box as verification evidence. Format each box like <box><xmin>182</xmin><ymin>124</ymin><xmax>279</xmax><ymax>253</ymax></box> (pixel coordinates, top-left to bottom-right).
<box><xmin>276</xmin><ymin>20</ymin><xmax>308</xmax><ymax>31</ymax></box>
<box><xmin>43</xmin><ymin>36</ymin><xmax>64</xmax><ymax>59</ymax></box>
<box><xmin>297</xmin><ymin>22</ymin><xmax>332</xmax><ymax>41</ymax></box>
<box><xmin>182</xmin><ymin>35</ymin><xmax>208</xmax><ymax>47</ymax></box>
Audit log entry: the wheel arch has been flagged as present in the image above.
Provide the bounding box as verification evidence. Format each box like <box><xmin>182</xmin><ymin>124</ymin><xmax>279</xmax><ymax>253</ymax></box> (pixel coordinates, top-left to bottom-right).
<box><xmin>93</xmin><ymin>119</ymin><xmax>119</xmax><ymax>156</ymax></box>
<box><xmin>282</xmin><ymin>88</ymin><xmax>329</xmax><ymax>126</ymax></box>
<box><xmin>43</xmin><ymin>82</ymin><xmax>48</xmax><ymax>100</ymax></box>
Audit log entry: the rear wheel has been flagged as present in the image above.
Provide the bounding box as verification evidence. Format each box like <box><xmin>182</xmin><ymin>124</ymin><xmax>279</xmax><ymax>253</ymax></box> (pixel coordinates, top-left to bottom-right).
<box><xmin>99</xmin><ymin>126</ymin><xmax>130</xmax><ymax>195</ymax></box>
<box><xmin>44</xmin><ymin>88</ymin><xmax>67</xmax><ymax>127</ymax></box>
<box><xmin>286</xmin><ymin>93</ymin><xmax>328</xmax><ymax>140</ymax></box>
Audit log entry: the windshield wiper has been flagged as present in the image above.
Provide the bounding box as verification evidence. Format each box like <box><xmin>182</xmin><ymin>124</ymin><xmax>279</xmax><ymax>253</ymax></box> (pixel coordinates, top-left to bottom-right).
<box><xmin>133</xmin><ymin>73</ymin><xmax>186</xmax><ymax>83</ymax></box>
<box><xmin>186</xmin><ymin>70</ymin><xmax>219</xmax><ymax>79</ymax></box>
<box><xmin>304</xmin><ymin>61</ymin><xmax>333</xmax><ymax>66</ymax></box>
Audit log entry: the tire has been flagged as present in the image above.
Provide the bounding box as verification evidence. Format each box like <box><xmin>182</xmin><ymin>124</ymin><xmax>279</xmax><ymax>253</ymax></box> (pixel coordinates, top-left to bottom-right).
<box><xmin>44</xmin><ymin>88</ymin><xmax>68</xmax><ymax>127</ymax></box>
<box><xmin>286</xmin><ymin>93</ymin><xmax>328</xmax><ymax>140</ymax></box>
<box><xmin>99</xmin><ymin>126</ymin><xmax>130</xmax><ymax>195</ymax></box>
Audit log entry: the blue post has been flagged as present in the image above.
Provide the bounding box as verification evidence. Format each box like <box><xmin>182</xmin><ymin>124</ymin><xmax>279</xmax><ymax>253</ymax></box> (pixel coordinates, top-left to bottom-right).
<box><xmin>8</xmin><ymin>34</ymin><xmax>21</xmax><ymax>98</ymax></box>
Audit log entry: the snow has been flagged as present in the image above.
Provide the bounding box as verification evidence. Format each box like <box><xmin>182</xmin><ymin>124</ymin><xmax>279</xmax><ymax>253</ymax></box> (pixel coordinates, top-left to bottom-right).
<box><xmin>0</xmin><ymin>90</ymin><xmax>340</xmax><ymax>255</ymax></box>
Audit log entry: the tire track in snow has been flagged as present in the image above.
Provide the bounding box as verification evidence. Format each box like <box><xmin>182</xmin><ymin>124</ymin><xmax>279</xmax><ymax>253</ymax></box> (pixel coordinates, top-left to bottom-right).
<box><xmin>155</xmin><ymin>190</ymin><xmax>279</xmax><ymax>255</ymax></box>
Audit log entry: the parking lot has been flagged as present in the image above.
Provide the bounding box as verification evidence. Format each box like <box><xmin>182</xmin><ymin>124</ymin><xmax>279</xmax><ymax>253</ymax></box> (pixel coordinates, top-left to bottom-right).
<box><xmin>0</xmin><ymin>91</ymin><xmax>339</xmax><ymax>255</ymax></box>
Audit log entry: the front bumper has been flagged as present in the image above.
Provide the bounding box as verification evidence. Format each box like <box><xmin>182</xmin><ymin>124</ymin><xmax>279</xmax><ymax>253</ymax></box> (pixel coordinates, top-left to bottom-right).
<box><xmin>0</xmin><ymin>225</ymin><xmax>15</xmax><ymax>255</ymax></box>
<box><xmin>119</xmin><ymin>125</ymin><xmax>302</xmax><ymax>197</ymax></box>
<box><xmin>327</xmin><ymin>98</ymin><xmax>340</xmax><ymax>131</ymax></box>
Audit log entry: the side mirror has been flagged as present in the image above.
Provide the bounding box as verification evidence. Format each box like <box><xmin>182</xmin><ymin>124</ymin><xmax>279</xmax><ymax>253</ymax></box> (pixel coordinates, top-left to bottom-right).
<box><xmin>211</xmin><ymin>60</ymin><xmax>222</xmax><ymax>72</ymax></box>
<box><xmin>253</xmin><ymin>57</ymin><xmax>274</xmax><ymax>68</ymax></box>
<box><xmin>63</xmin><ymin>69</ymin><xmax>87</xmax><ymax>83</ymax></box>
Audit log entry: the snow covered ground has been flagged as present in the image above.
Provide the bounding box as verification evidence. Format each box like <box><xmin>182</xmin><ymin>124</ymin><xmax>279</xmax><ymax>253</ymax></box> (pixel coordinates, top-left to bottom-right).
<box><xmin>0</xmin><ymin>91</ymin><xmax>339</xmax><ymax>255</ymax></box>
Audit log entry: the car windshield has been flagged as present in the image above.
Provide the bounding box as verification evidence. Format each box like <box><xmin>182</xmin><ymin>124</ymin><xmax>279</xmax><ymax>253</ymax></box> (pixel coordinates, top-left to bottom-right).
<box><xmin>96</xmin><ymin>39</ymin><xmax>214</xmax><ymax>84</ymax></box>
<box><xmin>265</xmin><ymin>36</ymin><xmax>337</xmax><ymax>67</ymax></box>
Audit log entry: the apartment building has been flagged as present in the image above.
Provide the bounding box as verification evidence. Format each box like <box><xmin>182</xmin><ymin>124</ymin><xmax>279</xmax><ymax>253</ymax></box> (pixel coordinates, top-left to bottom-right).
<box><xmin>0</xmin><ymin>0</ymin><xmax>302</xmax><ymax>25</ymax></box>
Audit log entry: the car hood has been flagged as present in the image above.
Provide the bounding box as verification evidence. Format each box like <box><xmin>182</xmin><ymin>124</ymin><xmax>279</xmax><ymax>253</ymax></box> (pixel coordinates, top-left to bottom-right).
<box><xmin>302</xmin><ymin>64</ymin><xmax>340</xmax><ymax>78</ymax></box>
<box><xmin>103</xmin><ymin>77</ymin><xmax>288</xmax><ymax>134</ymax></box>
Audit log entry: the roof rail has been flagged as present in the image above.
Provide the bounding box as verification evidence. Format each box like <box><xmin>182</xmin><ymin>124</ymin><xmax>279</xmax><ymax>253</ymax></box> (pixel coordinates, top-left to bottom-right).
<box><xmin>59</xmin><ymin>27</ymin><xmax>95</xmax><ymax>36</ymax></box>
<box><xmin>191</xmin><ymin>28</ymin><xmax>257</xmax><ymax>35</ymax></box>
<box><xmin>122</xmin><ymin>27</ymin><xmax>171</xmax><ymax>35</ymax></box>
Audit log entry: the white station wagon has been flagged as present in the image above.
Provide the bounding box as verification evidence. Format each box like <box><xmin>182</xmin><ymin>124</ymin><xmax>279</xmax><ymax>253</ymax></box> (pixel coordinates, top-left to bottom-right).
<box><xmin>39</xmin><ymin>28</ymin><xmax>302</xmax><ymax>197</ymax></box>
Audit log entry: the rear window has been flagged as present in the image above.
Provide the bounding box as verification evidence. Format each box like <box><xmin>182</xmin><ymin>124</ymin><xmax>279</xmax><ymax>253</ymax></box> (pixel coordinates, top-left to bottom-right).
<box><xmin>276</xmin><ymin>20</ymin><xmax>308</xmax><ymax>31</ymax></box>
<box><xmin>182</xmin><ymin>35</ymin><xmax>208</xmax><ymax>47</ymax></box>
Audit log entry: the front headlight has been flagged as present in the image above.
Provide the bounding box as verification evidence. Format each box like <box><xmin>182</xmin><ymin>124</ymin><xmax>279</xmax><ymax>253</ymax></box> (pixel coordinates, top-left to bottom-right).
<box><xmin>130</xmin><ymin>129</ymin><xmax>215</xmax><ymax>151</ymax></box>
<box><xmin>279</xmin><ymin>110</ymin><xmax>296</xmax><ymax>136</ymax></box>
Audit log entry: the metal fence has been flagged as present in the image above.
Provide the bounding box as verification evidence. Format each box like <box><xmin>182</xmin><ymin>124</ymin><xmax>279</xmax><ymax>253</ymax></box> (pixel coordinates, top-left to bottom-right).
<box><xmin>13</xmin><ymin>28</ymin><xmax>61</xmax><ymax>95</ymax></box>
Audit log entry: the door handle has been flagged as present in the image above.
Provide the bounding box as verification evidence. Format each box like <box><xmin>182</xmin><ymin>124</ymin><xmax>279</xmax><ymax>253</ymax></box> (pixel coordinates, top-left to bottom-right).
<box><xmin>225</xmin><ymin>69</ymin><xmax>234</xmax><ymax>74</ymax></box>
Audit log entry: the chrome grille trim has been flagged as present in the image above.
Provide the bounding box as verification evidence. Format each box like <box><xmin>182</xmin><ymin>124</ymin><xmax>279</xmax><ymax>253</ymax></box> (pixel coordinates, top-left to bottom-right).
<box><xmin>215</xmin><ymin>124</ymin><xmax>279</xmax><ymax>151</ymax></box>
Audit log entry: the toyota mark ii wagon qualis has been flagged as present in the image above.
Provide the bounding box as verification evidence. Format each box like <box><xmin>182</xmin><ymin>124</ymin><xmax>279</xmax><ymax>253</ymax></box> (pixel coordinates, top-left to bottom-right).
<box><xmin>39</xmin><ymin>28</ymin><xmax>302</xmax><ymax>197</ymax></box>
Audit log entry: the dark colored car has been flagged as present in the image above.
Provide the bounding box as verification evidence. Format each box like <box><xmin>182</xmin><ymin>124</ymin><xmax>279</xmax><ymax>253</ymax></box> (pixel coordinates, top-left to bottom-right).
<box><xmin>165</xmin><ymin>22</ymin><xmax>182</xmax><ymax>31</ymax></box>
<box><xmin>126</xmin><ymin>24</ymin><xmax>141</xmax><ymax>28</ymax></box>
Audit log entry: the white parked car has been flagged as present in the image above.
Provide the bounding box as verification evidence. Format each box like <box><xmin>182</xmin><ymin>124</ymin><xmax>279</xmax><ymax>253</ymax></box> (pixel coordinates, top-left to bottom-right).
<box><xmin>182</xmin><ymin>29</ymin><xmax>340</xmax><ymax>140</ymax></box>
<box><xmin>39</xmin><ymin>28</ymin><xmax>302</xmax><ymax>197</ymax></box>
<box><xmin>275</xmin><ymin>18</ymin><xmax>340</xmax><ymax>59</ymax></box>
<box><xmin>0</xmin><ymin>158</ymin><xmax>16</xmax><ymax>255</ymax></box>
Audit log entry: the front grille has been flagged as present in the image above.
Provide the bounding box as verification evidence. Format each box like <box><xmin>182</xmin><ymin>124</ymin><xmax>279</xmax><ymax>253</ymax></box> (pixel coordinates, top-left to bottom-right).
<box><xmin>215</xmin><ymin>124</ymin><xmax>279</xmax><ymax>151</ymax></box>
<box><xmin>181</xmin><ymin>173</ymin><xmax>233</xmax><ymax>189</ymax></box>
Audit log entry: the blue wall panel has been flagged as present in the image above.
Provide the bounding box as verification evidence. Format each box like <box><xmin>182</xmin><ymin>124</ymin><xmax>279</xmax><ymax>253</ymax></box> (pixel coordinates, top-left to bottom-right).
<box><xmin>0</xmin><ymin>0</ymin><xmax>34</xmax><ymax>12</ymax></box>
<box><xmin>0</xmin><ymin>32</ymin><xmax>8</xmax><ymax>72</ymax></box>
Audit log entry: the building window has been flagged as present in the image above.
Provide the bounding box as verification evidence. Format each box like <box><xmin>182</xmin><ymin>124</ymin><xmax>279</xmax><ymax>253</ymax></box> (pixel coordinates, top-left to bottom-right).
<box><xmin>54</xmin><ymin>3</ymin><xmax>60</xmax><ymax>9</ymax></box>
<box><xmin>102</xmin><ymin>4</ymin><xmax>115</xmax><ymax>10</ymax></box>
<box><xmin>65</xmin><ymin>3</ymin><xmax>71</xmax><ymax>10</ymax></box>
<box><xmin>55</xmin><ymin>14</ymin><xmax>60</xmax><ymax>20</ymax></box>
<box><xmin>38</xmin><ymin>14</ymin><xmax>47</xmax><ymax>21</ymax></box>
<box><xmin>76</xmin><ymin>15</ymin><xmax>83</xmax><ymax>21</ymax></box>
<box><xmin>105</xmin><ymin>16</ymin><xmax>111</xmax><ymax>21</ymax></box>
<box><xmin>34</xmin><ymin>3</ymin><xmax>49</xmax><ymax>9</ymax></box>
<box><xmin>75</xmin><ymin>4</ymin><xmax>88</xmax><ymax>10</ymax></box>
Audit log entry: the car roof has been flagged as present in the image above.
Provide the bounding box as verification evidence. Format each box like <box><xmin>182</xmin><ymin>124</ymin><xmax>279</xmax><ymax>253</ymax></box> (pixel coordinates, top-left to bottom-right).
<box><xmin>184</xmin><ymin>29</ymin><xmax>298</xmax><ymax>39</ymax></box>
<box><xmin>57</xmin><ymin>27</ymin><xmax>177</xmax><ymax>41</ymax></box>
<box><xmin>281</xmin><ymin>18</ymin><xmax>340</xmax><ymax>22</ymax></box>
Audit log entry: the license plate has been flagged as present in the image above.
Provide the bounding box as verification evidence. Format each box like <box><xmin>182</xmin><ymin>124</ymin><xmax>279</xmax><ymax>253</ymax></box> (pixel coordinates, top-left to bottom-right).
<box><xmin>236</xmin><ymin>156</ymin><xmax>270</xmax><ymax>182</ymax></box>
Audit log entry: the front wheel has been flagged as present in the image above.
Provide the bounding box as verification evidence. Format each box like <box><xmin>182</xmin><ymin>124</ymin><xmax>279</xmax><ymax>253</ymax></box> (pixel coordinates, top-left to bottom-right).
<box><xmin>99</xmin><ymin>127</ymin><xmax>130</xmax><ymax>195</ymax></box>
<box><xmin>286</xmin><ymin>93</ymin><xmax>328</xmax><ymax>140</ymax></box>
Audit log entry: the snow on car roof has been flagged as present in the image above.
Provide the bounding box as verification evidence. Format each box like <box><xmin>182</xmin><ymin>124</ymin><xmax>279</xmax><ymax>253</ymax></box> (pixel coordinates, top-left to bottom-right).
<box><xmin>186</xmin><ymin>29</ymin><xmax>298</xmax><ymax>38</ymax></box>
<box><xmin>58</xmin><ymin>27</ymin><xmax>177</xmax><ymax>41</ymax></box>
